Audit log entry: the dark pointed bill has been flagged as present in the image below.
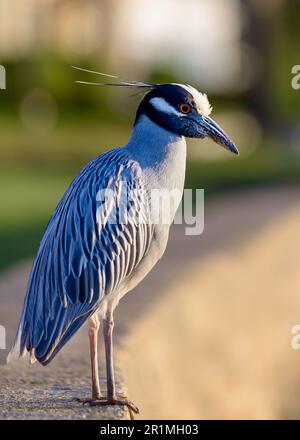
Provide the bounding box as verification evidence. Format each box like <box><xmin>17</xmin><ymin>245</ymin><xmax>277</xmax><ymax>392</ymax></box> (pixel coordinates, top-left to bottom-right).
<box><xmin>202</xmin><ymin>116</ymin><xmax>239</xmax><ymax>155</ymax></box>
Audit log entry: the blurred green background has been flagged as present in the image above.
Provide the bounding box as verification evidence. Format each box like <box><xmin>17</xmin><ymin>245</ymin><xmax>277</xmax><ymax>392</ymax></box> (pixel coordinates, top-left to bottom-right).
<box><xmin>0</xmin><ymin>0</ymin><xmax>300</xmax><ymax>272</ymax></box>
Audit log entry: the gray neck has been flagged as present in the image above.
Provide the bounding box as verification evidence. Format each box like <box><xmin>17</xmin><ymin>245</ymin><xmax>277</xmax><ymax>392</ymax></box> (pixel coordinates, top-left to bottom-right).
<box><xmin>125</xmin><ymin>115</ymin><xmax>186</xmax><ymax>170</ymax></box>
<box><xmin>124</xmin><ymin>116</ymin><xmax>187</xmax><ymax>200</ymax></box>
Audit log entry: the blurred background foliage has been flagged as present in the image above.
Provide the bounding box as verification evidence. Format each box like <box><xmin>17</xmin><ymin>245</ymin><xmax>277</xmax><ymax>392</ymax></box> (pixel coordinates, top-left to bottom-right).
<box><xmin>0</xmin><ymin>0</ymin><xmax>300</xmax><ymax>272</ymax></box>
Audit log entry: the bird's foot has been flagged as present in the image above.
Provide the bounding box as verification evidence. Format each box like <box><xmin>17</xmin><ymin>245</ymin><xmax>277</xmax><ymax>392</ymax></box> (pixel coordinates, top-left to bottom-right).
<box><xmin>86</xmin><ymin>396</ymin><xmax>139</xmax><ymax>419</ymax></box>
<box><xmin>73</xmin><ymin>396</ymin><xmax>106</xmax><ymax>404</ymax></box>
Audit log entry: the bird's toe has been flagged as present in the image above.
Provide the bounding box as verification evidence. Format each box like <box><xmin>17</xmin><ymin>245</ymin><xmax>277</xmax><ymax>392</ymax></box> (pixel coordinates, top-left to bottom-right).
<box><xmin>87</xmin><ymin>396</ymin><xmax>139</xmax><ymax>419</ymax></box>
<box><xmin>73</xmin><ymin>396</ymin><xmax>105</xmax><ymax>405</ymax></box>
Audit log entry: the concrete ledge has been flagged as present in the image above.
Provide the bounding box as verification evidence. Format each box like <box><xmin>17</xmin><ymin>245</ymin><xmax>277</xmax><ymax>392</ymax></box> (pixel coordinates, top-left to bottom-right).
<box><xmin>0</xmin><ymin>363</ymin><xmax>130</xmax><ymax>420</ymax></box>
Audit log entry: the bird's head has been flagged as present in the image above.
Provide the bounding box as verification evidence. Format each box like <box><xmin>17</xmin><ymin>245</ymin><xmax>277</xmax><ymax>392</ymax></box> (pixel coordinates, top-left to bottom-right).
<box><xmin>135</xmin><ymin>83</ymin><xmax>238</xmax><ymax>155</ymax></box>
<box><xmin>73</xmin><ymin>67</ymin><xmax>238</xmax><ymax>155</ymax></box>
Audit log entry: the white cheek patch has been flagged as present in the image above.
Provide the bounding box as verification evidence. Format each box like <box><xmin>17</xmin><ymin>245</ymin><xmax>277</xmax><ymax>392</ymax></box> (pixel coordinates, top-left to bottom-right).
<box><xmin>149</xmin><ymin>97</ymin><xmax>183</xmax><ymax>117</ymax></box>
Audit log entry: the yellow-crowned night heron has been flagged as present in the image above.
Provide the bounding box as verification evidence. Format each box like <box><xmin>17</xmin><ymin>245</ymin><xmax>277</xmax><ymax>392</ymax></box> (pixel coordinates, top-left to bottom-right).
<box><xmin>9</xmin><ymin>68</ymin><xmax>238</xmax><ymax>417</ymax></box>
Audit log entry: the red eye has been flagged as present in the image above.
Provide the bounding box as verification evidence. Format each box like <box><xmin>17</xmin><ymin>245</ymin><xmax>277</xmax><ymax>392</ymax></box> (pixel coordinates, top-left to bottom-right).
<box><xmin>179</xmin><ymin>103</ymin><xmax>191</xmax><ymax>114</ymax></box>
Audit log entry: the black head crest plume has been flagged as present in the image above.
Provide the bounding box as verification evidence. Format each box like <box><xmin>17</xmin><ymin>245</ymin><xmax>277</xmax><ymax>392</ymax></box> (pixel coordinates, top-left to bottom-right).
<box><xmin>72</xmin><ymin>66</ymin><xmax>154</xmax><ymax>89</ymax></box>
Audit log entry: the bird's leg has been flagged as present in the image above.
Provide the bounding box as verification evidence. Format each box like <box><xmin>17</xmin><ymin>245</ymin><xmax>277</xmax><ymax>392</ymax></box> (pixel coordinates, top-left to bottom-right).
<box><xmin>75</xmin><ymin>314</ymin><xmax>103</xmax><ymax>404</ymax></box>
<box><xmin>103</xmin><ymin>310</ymin><xmax>139</xmax><ymax>416</ymax></box>
<box><xmin>86</xmin><ymin>309</ymin><xmax>139</xmax><ymax>418</ymax></box>
<box><xmin>103</xmin><ymin>310</ymin><xmax>116</xmax><ymax>401</ymax></box>
<box><xmin>88</xmin><ymin>314</ymin><xmax>102</xmax><ymax>399</ymax></box>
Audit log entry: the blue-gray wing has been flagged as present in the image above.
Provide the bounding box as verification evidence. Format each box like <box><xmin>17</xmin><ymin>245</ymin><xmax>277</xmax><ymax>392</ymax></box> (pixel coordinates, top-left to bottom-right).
<box><xmin>10</xmin><ymin>148</ymin><xmax>153</xmax><ymax>365</ymax></box>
